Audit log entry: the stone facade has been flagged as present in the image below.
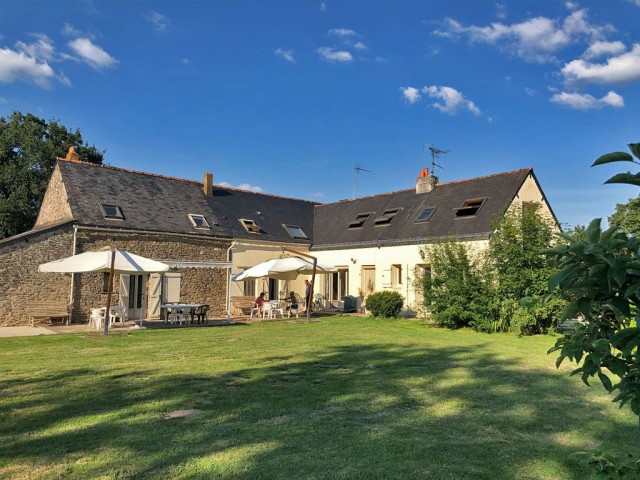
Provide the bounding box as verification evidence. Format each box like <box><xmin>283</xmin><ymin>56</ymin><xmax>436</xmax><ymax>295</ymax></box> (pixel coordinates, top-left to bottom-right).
<box><xmin>0</xmin><ymin>225</ymin><xmax>232</xmax><ymax>326</ymax></box>
<box><xmin>0</xmin><ymin>223</ymin><xmax>75</xmax><ymax>326</ymax></box>
<box><xmin>35</xmin><ymin>166</ymin><xmax>73</xmax><ymax>228</ymax></box>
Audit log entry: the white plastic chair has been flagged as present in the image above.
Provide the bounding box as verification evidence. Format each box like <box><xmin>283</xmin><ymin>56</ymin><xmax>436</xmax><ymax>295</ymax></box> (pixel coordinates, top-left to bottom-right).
<box><xmin>249</xmin><ymin>303</ymin><xmax>261</xmax><ymax>320</ymax></box>
<box><xmin>109</xmin><ymin>306</ymin><xmax>127</xmax><ymax>326</ymax></box>
<box><xmin>90</xmin><ymin>308</ymin><xmax>105</xmax><ymax>330</ymax></box>
<box><xmin>270</xmin><ymin>302</ymin><xmax>285</xmax><ymax>319</ymax></box>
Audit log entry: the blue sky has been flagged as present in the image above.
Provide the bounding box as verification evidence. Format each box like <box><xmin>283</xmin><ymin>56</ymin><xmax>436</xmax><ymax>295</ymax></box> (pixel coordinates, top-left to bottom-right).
<box><xmin>1</xmin><ymin>1</ymin><xmax>639</xmax><ymax>228</ymax></box>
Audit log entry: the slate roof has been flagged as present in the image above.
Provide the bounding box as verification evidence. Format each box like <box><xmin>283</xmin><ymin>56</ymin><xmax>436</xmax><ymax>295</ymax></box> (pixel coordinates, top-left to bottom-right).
<box><xmin>57</xmin><ymin>160</ymin><xmax>317</xmax><ymax>244</ymax></box>
<box><xmin>311</xmin><ymin>168</ymin><xmax>535</xmax><ymax>250</ymax></box>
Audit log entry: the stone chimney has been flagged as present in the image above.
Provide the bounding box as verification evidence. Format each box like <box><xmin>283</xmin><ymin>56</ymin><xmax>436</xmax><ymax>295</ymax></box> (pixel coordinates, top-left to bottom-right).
<box><xmin>416</xmin><ymin>167</ymin><xmax>438</xmax><ymax>194</ymax></box>
<box><xmin>64</xmin><ymin>146</ymin><xmax>81</xmax><ymax>162</ymax></box>
<box><xmin>203</xmin><ymin>173</ymin><xmax>213</xmax><ymax>196</ymax></box>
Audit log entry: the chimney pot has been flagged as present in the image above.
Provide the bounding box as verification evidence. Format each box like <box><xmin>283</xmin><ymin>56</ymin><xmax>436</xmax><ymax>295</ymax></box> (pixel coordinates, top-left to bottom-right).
<box><xmin>203</xmin><ymin>173</ymin><xmax>213</xmax><ymax>196</ymax></box>
<box><xmin>416</xmin><ymin>167</ymin><xmax>438</xmax><ymax>194</ymax></box>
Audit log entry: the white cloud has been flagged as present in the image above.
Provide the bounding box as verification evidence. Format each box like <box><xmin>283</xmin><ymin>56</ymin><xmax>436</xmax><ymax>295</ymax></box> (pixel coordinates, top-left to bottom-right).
<box><xmin>275</xmin><ymin>48</ymin><xmax>295</xmax><ymax>63</ymax></box>
<box><xmin>15</xmin><ymin>34</ymin><xmax>56</xmax><ymax>62</ymax></box>
<box><xmin>496</xmin><ymin>3</ymin><xmax>507</xmax><ymax>20</ymax></box>
<box><xmin>582</xmin><ymin>40</ymin><xmax>626</xmax><ymax>59</ymax></box>
<box><xmin>329</xmin><ymin>28</ymin><xmax>358</xmax><ymax>37</ymax></box>
<box><xmin>181</xmin><ymin>57</ymin><xmax>189</xmax><ymax>64</ymax></box>
<box><xmin>319</xmin><ymin>2</ymin><xmax>327</xmax><ymax>12</ymax></box>
<box><xmin>422</xmin><ymin>85</ymin><xmax>481</xmax><ymax>115</ymax></box>
<box><xmin>147</xmin><ymin>11</ymin><xmax>169</xmax><ymax>32</ymax></box>
<box><xmin>68</xmin><ymin>38</ymin><xmax>118</xmax><ymax>69</ymax></box>
<box><xmin>353</xmin><ymin>41</ymin><xmax>367</xmax><ymax>50</ymax></box>
<box><xmin>550</xmin><ymin>90</ymin><xmax>624</xmax><ymax>109</ymax></box>
<box><xmin>316</xmin><ymin>47</ymin><xmax>353</xmax><ymax>62</ymax></box>
<box><xmin>218</xmin><ymin>181</ymin><xmax>264</xmax><ymax>193</ymax></box>
<box><xmin>61</xmin><ymin>23</ymin><xmax>82</xmax><ymax>37</ymax></box>
<box><xmin>375</xmin><ymin>56</ymin><xmax>388</xmax><ymax>63</ymax></box>
<box><xmin>400</xmin><ymin>86</ymin><xmax>421</xmax><ymax>104</ymax></box>
<box><xmin>562</xmin><ymin>43</ymin><xmax>640</xmax><ymax>84</ymax></box>
<box><xmin>524</xmin><ymin>87</ymin><xmax>537</xmax><ymax>96</ymax></box>
<box><xmin>0</xmin><ymin>47</ymin><xmax>56</xmax><ymax>87</ymax></box>
<box><xmin>433</xmin><ymin>8</ymin><xmax>611</xmax><ymax>63</ymax></box>
<box><xmin>565</xmin><ymin>1</ymin><xmax>578</xmax><ymax>10</ymax></box>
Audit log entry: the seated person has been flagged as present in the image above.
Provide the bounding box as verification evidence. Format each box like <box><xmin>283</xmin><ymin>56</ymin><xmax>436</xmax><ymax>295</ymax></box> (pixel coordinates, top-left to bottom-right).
<box><xmin>255</xmin><ymin>292</ymin><xmax>267</xmax><ymax>314</ymax></box>
<box><xmin>286</xmin><ymin>291</ymin><xmax>298</xmax><ymax>316</ymax></box>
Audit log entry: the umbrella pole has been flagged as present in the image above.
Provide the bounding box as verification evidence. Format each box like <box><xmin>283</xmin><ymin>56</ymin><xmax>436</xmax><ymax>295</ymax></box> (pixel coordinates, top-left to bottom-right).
<box><xmin>103</xmin><ymin>249</ymin><xmax>116</xmax><ymax>336</ymax></box>
<box><xmin>307</xmin><ymin>258</ymin><xmax>317</xmax><ymax>322</ymax></box>
<box><xmin>281</xmin><ymin>248</ymin><xmax>320</xmax><ymax>322</ymax></box>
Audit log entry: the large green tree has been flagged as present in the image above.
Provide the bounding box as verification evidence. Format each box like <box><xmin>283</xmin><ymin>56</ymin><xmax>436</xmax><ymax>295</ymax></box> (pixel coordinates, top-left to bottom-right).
<box><xmin>609</xmin><ymin>196</ymin><xmax>640</xmax><ymax>235</ymax></box>
<box><xmin>0</xmin><ymin>111</ymin><xmax>104</xmax><ymax>239</ymax></box>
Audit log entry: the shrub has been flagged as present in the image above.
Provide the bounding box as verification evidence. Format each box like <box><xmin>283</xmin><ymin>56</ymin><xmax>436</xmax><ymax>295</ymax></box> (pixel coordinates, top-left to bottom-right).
<box><xmin>421</xmin><ymin>241</ymin><xmax>494</xmax><ymax>330</ymax></box>
<box><xmin>365</xmin><ymin>291</ymin><xmax>404</xmax><ymax>318</ymax></box>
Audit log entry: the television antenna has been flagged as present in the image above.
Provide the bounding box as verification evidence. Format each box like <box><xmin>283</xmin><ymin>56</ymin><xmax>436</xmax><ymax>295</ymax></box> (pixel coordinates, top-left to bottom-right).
<box><xmin>353</xmin><ymin>166</ymin><xmax>371</xmax><ymax>199</ymax></box>
<box><xmin>426</xmin><ymin>145</ymin><xmax>449</xmax><ymax>176</ymax></box>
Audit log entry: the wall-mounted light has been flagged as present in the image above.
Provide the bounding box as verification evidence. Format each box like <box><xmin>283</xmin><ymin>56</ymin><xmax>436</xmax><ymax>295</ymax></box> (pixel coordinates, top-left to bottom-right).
<box><xmin>351</xmin><ymin>258</ymin><xmax>357</xmax><ymax>264</ymax></box>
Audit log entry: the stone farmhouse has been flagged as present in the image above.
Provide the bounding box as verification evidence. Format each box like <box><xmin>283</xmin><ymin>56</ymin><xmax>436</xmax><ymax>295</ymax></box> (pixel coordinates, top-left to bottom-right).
<box><xmin>0</xmin><ymin>157</ymin><xmax>556</xmax><ymax>326</ymax></box>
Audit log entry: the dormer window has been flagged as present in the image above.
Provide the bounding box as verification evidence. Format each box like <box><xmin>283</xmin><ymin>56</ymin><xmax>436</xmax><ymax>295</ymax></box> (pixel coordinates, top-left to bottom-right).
<box><xmin>374</xmin><ymin>208</ymin><xmax>400</xmax><ymax>226</ymax></box>
<box><xmin>100</xmin><ymin>204</ymin><xmax>124</xmax><ymax>220</ymax></box>
<box><xmin>283</xmin><ymin>225</ymin><xmax>308</xmax><ymax>239</ymax></box>
<box><xmin>455</xmin><ymin>198</ymin><xmax>487</xmax><ymax>217</ymax></box>
<box><xmin>188</xmin><ymin>214</ymin><xmax>211</xmax><ymax>229</ymax></box>
<box><xmin>348</xmin><ymin>213</ymin><xmax>372</xmax><ymax>229</ymax></box>
<box><xmin>416</xmin><ymin>207</ymin><xmax>436</xmax><ymax>223</ymax></box>
<box><xmin>240</xmin><ymin>218</ymin><xmax>263</xmax><ymax>234</ymax></box>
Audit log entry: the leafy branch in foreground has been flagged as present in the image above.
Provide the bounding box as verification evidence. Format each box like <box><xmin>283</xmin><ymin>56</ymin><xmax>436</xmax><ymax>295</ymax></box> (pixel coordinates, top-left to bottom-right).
<box><xmin>541</xmin><ymin>142</ymin><xmax>640</xmax><ymax>477</ymax></box>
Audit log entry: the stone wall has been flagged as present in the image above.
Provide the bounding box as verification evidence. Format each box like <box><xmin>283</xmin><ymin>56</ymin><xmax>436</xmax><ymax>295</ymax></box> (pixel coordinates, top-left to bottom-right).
<box><xmin>71</xmin><ymin>229</ymin><xmax>230</xmax><ymax>323</ymax></box>
<box><xmin>0</xmin><ymin>226</ymin><xmax>232</xmax><ymax>326</ymax></box>
<box><xmin>35</xmin><ymin>165</ymin><xmax>73</xmax><ymax>228</ymax></box>
<box><xmin>0</xmin><ymin>224</ymin><xmax>75</xmax><ymax>326</ymax></box>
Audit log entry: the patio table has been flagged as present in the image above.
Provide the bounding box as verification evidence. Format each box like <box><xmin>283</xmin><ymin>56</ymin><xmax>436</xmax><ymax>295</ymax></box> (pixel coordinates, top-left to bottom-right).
<box><xmin>161</xmin><ymin>303</ymin><xmax>204</xmax><ymax>324</ymax></box>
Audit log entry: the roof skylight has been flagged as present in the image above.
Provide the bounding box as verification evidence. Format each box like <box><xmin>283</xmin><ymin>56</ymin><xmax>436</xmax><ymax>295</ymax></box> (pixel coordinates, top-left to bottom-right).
<box><xmin>454</xmin><ymin>198</ymin><xmax>486</xmax><ymax>218</ymax></box>
<box><xmin>240</xmin><ymin>218</ymin><xmax>263</xmax><ymax>234</ymax></box>
<box><xmin>100</xmin><ymin>204</ymin><xmax>124</xmax><ymax>220</ymax></box>
<box><xmin>415</xmin><ymin>207</ymin><xmax>436</xmax><ymax>223</ymax></box>
<box><xmin>348</xmin><ymin>213</ymin><xmax>372</xmax><ymax>229</ymax></box>
<box><xmin>283</xmin><ymin>224</ymin><xmax>308</xmax><ymax>239</ymax></box>
<box><xmin>374</xmin><ymin>208</ymin><xmax>400</xmax><ymax>226</ymax></box>
<box><xmin>188</xmin><ymin>214</ymin><xmax>211</xmax><ymax>229</ymax></box>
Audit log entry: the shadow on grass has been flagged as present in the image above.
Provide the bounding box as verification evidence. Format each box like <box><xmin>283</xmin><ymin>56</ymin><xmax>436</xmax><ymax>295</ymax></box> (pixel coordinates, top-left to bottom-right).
<box><xmin>0</xmin><ymin>341</ymin><xmax>634</xmax><ymax>479</ymax></box>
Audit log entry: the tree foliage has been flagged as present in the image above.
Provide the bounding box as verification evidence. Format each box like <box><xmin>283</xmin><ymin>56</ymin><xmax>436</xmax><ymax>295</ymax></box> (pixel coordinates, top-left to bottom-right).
<box><xmin>609</xmin><ymin>197</ymin><xmax>640</xmax><ymax>235</ymax></box>
<box><xmin>545</xmin><ymin>143</ymin><xmax>640</xmax><ymax>414</ymax></box>
<box><xmin>488</xmin><ymin>203</ymin><xmax>561</xmax><ymax>334</ymax></box>
<box><xmin>542</xmin><ymin>142</ymin><xmax>640</xmax><ymax>476</ymax></box>
<box><xmin>421</xmin><ymin>241</ymin><xmax>493</xmax><ymax>330</ymax></box>
<box><xmin>0</xmin><ymin>111</ymin><xmax>104</xmax><ymax>239</ymax></box>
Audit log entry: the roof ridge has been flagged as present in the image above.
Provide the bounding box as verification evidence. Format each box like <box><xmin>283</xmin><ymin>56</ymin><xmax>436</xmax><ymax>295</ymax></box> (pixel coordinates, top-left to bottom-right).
<box><xmin>319</xmin><ymin>168</ymin><xmax>533</xmax><ymax>207</ymax></box>
<box><xmin>57</xmin><ymin>158</ymin><xmax>321</xmax><ymax>205</ymax></box>
<box><xmin>437</xmin><ymin>167</ymin><xmax>533</xmax><ymax>187</ymax></box>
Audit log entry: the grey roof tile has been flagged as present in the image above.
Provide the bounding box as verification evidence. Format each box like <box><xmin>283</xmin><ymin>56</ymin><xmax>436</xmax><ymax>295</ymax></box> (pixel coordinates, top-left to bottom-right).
<box><xmin>311</xmin><ymin>168</ymin><xmax>534</xmax><ymax>249</ymax></box>
<box><xmin>58</xmin><ymin>160</ymin><xmax>317</xmax><ymax>244</ymax></box>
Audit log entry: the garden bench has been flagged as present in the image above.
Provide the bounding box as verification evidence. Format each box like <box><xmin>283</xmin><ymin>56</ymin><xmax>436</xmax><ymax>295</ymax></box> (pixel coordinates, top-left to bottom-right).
<box><xmin>28</xmin><ymin>301</ymin><xmax>71</xmax><ymax>327</ymax></box>
<box><xmin>231</xmin><ymin>296</ymin><xmax>256</xmax><ymax>316</ymax></box>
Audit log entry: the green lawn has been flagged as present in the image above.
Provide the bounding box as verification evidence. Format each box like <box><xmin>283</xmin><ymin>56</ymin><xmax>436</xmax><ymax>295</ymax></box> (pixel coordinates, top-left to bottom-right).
<box><xmin>0</xmin><ymin>317</ymin><xmax>635</xmax><ymax>479</ymax></box>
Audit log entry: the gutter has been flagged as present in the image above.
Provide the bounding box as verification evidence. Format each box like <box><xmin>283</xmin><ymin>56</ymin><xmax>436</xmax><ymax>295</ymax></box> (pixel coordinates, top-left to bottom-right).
<box><xmin>74</xmin><ymin>224</ymin><xmax>232</xmax><ymax>242</ymax></box>
<box><xmin>310</xmin><ymin>232</ymin><xmax>492</xmax><ymax>251</ymax></box>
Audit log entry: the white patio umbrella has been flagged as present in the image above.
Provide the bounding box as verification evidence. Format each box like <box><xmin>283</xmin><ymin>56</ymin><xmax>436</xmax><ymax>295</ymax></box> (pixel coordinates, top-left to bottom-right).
<box><xmin>232</xmin><ymin>256</ymin><xmax>336</xmax><ymax>282</ymax></box>
<box><xmin>232</xmin><ymin>254</ymin><xmax>336</xmax><ymax>321</ymax></box>
<box><xmin>39</xmin><ymin>247</ymin><xmax>170</xmax><ymax>335</ymax></box>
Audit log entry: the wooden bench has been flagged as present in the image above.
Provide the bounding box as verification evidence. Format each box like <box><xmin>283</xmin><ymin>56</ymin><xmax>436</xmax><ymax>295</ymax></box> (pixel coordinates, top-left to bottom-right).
<box><xmin>231</xmin><ymin>296</ymin><xmax>256</xmax><ymax>316</ymax></box>
<box><xmin>28</xmin><ymin>301</ymin><xmax>71</xmax><ymax>327</ymax></box>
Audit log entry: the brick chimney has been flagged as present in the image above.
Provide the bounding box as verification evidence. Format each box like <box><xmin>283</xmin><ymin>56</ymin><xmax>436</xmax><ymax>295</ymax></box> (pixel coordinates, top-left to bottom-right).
<box><xmin>416</xmin><ymin>167</ymin><xmax>438</xmax><ymax>194</ymax></box>
<box><xmin>203</xmin><ymin>173</ymin><xmax>213</xmax><ymax>196</ymax></box>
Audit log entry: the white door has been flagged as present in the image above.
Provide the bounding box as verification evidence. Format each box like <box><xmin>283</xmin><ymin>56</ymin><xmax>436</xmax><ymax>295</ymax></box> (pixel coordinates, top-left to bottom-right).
<box><xmin>149</xmin><ymin>274</ymin><xmax>162</xmax><ymax>320</ymax></box>
<box><xmin>120</xmin><ymin>274</ymin><xmax>147</xmax><ymax>320</ymax></box>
